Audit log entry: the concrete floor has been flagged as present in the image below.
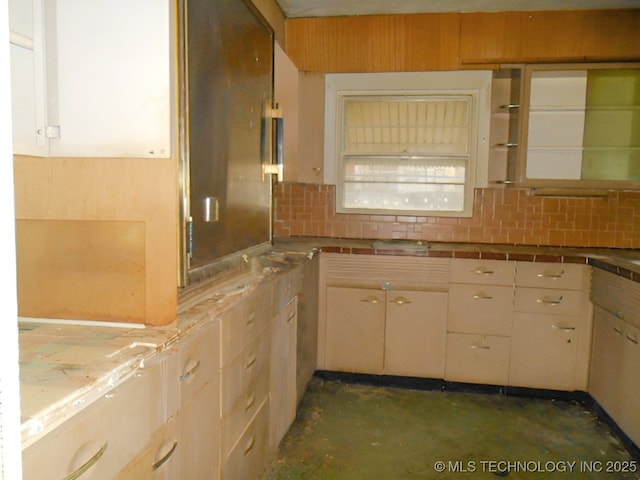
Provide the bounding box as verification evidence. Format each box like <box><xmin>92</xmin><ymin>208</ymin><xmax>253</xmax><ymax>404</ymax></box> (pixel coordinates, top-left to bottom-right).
<box><xmin>263</xmin><ymin>375</ymin><xmax>638</xmax><ymax>479</ymax></box>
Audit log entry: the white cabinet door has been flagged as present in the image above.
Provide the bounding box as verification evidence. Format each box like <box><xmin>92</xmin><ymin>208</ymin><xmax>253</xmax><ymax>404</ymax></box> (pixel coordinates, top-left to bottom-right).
<box><xmin>9</xmin><ymin>0</ymin><xmax>48</xmax><ymax>156</ymax></box>
<box><xmin>324</xmin><ymin>286</ymin><xmax>385</xmax><ymax>373</ymax></box>
<box><xmin>270</xmin><ymin>296</ymin><xmax>298</xmax><ymax>449</ymax></box>
<box><xmin>9</xmin><ymin>0</ymin><xmax>172</xmax><ymax>157</ymax></box>
<box><xmin>385</xmin><ymin>290</ymin><xmax>447</xmax><ymax>378</ymax></box>
<box><xmin>510</xmin><ymin>313</ymin><xmax>579</xmax><ymax>390</ymax></box>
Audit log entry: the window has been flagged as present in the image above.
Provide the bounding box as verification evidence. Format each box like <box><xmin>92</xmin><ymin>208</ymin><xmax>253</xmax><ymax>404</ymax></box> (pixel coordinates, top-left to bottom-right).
<box><xmin>325</xmin><ymin>72</ymin><xmax>491</xmax><ymax>217</ymax></box>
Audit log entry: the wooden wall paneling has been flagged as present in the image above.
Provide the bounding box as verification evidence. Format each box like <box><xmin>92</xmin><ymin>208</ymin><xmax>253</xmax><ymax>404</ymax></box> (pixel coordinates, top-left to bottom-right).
<box><xmin>13</xmin><ymin>156</ymin><xmax>179</xmax><ymax>326</ymax></box>
<box><xmin>285</xmin><ymin>13</ymin><xmax>461</xmax><ymax>73</ymax></box>
<box><xmin>16</xmin><ymin>219</ymin><xmax>146</xmax><ymax>323</ymax></box>
<box><xmin>460</xmin><ymin>9</ymin><xmax>640</xmax><ymax>64</ymax></box>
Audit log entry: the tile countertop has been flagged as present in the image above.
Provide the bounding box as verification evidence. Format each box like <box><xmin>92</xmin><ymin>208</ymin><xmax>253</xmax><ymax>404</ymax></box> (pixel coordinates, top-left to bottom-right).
<box><xmin>17</xmin><ymin>242</ymin><xmax>640</xmax><ymax>449</ymax></box>
<box><xmin>17</xmin><ymin>248</ymin><xmax>313</xmax><ymax>450</ymax></box>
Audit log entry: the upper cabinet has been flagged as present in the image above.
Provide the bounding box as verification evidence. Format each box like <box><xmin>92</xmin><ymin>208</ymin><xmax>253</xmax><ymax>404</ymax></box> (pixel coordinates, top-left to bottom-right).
<box><xmin>516</xmin><ymin>63</ymin><xmax>640</xmax><ymax>190</ymax></box>
<box><xmin>9</xmin><ymin>0</ymin><xmax>173</xmax><ymax>158</ymax></box>
<box><xmin>460</xmin><ymin>9</ymin><xmax>640</xmax><ymax>65</ymax></box>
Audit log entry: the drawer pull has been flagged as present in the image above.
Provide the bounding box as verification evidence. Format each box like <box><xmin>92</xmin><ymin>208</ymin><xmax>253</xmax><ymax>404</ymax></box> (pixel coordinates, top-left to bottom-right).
<box><xmin>390</xmin><ymin>296</ymin><xmax>412</xmax><ymax>305</ymax></box>
<box><xmin>361</xmin><ymin>295</ymin><xmax>380</xmax><ymax>304</ymax></box>
<box><xmin>469</xmin><ymin>344</ymin><xmax>491</xmax><ymax>350</ymax></box>
<box><xmin>627</xmin><ymin>334</ymin><xmax>639</xmax><ymax>345</ymax></box>
<box><xmin>536</xmin><ymin>270</ymin><xmax>564</xmax><ymax>279</ymax></box>
<box><xmin>616</xmin><ymin>311</ymin><xmax>625</xmax><ymax>320</ymax></box>
<box><xmin>552</xmin><ymin>325</ymin><xmax>576</xmax><ymax>331</ymax></box>
<box><xmin>613</xmin><ymin>326</ymin><xmax>624</xmax><ymax>335</ymax></box>
<box><xmin>472</xmin><ymin>293</ymin><xmax>493</xmax><ymax>300</ymax></box>
<box><xmin>245</xmin><ymin>393</ymin><xmax>256</xmax><ymax>411</ymax></box>
<box><xmin>64</xmin><ymin>442</ymin><xmax>108</xmax><ymax>480</ymax></box>
<box><xmin>246</xmin><ymin>313</ymin><xmax>256</xmax><ymax>326</ymax></box>
<box><xmin>152</xmin><ymin>441</ymin><xmax>178</xmax><ymax>471</ymax></box>
<box><xmin>244</xmin><ymin>435</ymin><xmax>256</xmax><ymax>455</ymax></box>
<box><xmin>179</xmin><ymin>360</ymin><xmax>201</xmax><ymax>382</ymax></box>
<box><xmin>245</xmin><ymin>355</ymin><xmax>257</xmax><ymax>370</ymax></box>
<box><xmin>536</xmin><ymin>296</ymin><xmax>563</xmax><ymax>305</ymax></box>
<box><xmin>474</xmin><ymin>268</ymin><xmax>494</xmax><ymax>275</ymax></box>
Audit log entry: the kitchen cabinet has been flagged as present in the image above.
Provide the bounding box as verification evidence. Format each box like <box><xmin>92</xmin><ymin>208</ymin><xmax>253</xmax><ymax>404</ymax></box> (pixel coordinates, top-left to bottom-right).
<box><xmin>590</xmin><ymin>268</ymin><xmax>640</xmax><ymax>447</ymax></box>
<box><xmin>324</xmin><ymin>286</ymin><xmax>447</xmax><ymax>377</ymax></box>
<box><xmin>319</xmin><ymin>253</ymin><xmax>450</xmax><ymax>377</ymax></box>
<box><xmin>9</xmin><ymin>0</ymin><xmax>172</xmax><ymax>158</ymax></box>
<box><xmin>516</xmin><ymin>64</ymin><xmax>640</xmax><ymax>190</ymax></box>
<box><xmin>446</xmin><ymin>259</ymin><xmax>515</xmax><ymax>385</ymax></box>
<box><xmin>177</xmin><ymin>319</ymin><xmax>221</xmax><ymax>479</ymax></box>
<box><xmin>296</xmin><ymin>255</ymin><xmax>319</xmax><ymax>404</ymax></box>
<box><xmin>22</xmin><ymin>358</ymin><xmax>166</xmax><ymax>480</ymax></box>
<box><xmin>219</xmin><ymin>284</ymin><xmax>273</xmax><ymax>479</ymax></box>
<box><xmin>270</xmin><ymin>295</ymin><xmax>298</xmax><ymax>450</ymax></box>
<box><xmin>459</xmin><ymin>9</ymin><xmax>640</xmax><ymax>65</ymax></box>
<box><xmin>510</xmin><ymin>262</ymin><xmax>592</xmax><ymax>391</ymax></box>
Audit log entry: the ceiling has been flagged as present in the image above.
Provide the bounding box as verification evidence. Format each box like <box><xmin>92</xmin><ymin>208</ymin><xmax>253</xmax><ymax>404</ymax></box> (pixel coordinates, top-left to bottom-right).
<box><xmin>275</xmin><ymin>0</ymin><xmax>640</xmax><ymax>18</ymax></box>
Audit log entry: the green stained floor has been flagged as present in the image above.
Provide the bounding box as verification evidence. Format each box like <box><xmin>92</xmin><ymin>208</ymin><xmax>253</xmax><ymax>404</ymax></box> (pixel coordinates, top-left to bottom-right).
<box><xmin>263</xmin><ymin>377</ymin><xmax>638</xmax><ymax>479</ymax></box>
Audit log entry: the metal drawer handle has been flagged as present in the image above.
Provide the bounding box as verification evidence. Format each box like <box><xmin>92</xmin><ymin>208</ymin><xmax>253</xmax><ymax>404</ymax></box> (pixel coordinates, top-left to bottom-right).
<box><xmin>472</xmin><ymin>293</ymin><xmax>493</xmax><ymax>300</ymax></box>
<box><xmin>245</xmin><ymin>393</ymin><xmax>256</xmax><ymax>411</ymax></box>
<box><xmin>179</xmin><ymin>360</ymin><xmax>201</xmax><ymax>382</ymax></box>
<box><xmin>245</xmin><ymin>355</ymin><xmax>257</xmax><ymax>370</ymax></box>
<box><xmin>536</xmin><ymin>296</ymin><xmax>563</xmax><ymax>305</ymax></box>
<box><xmin>152</xmin><ymin>441</ymin><xmax>178</xmax><ymax>471</ymax></box>
<box><xmin>246</xmin><ymin>313</ymin><xmax>256</xmax><ymax>326</ymax></box>
<box><xmin>244</xmin><ymin>435</ymin><xmax>256</xmax><ymax>456</ymax></box>
<box><xmin>613</xmin><ymin>326</ymin><xmax>624</xmax><ymax>335</ymax></box>
<box><xmin>361</xmin><ymin>295</ymin><xmax>380</xmax><ymax>304</ymax></box>
<box><xmin>627</xmin><ymin>334</ymin><xmax>639</xmax><ymax>345</ymax></box>
<box><xmin>536</xmin><ymin>271</ymin><xmax>565</xmax><ymax>279</ymax></box>
<box><xmin>469</xmin><ymin>344</ymin><xmax>491</xmax><ymax>350</ymax></box>
<box><xmin>552</xmin><ymin>325</ymin><xmax>576</xmax><ymax>331</ymax></box>
<box><xmin>616</xmin><ymin>311</ymin><xmax>625</xmax><ymax>320</ymax></box>
<box><xmin>64</xmin><ymin>442</ymin><xmax>108</xmax><ymax>480</ymax></box>
<box><xmin>390</xmin><ymin>296</ymin><xmax>412</xmax><ymax>305</ymax></box>
<box><xmin>474</xmin><ymin>268</ymin><xmax>494</xmax><ymax>275</ymax></box>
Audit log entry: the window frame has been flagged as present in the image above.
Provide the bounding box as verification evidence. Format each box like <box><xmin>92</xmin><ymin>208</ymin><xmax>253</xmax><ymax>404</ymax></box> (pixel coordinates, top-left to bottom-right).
<box><xmin>324</xmin><ymin>71</ymin><xmax>492</xmax><ymax>217</ymax></box>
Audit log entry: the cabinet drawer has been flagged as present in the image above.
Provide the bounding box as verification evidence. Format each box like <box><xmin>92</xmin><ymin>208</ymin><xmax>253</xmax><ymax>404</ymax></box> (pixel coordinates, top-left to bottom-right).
<box><xmin>178</xmin><ymin>319</ymin><xmax>220</xmax><ymax>404</ymax></box>
<box><xmin>220</xmin><ymin>285</ymin><xmax>272</xmax><ymax>367</ymax></box>
<box><xmin>222</xmin><ymin>399</ymin><xmax>270</xmax><ymax>480</ymax></box>
<box><xmin>220</xmin><ymin>331</ymin><xmax>270</xmax><ymax>456</ymax></box>
<box><xmin>450</xmin><ymin>259</ymin><xmax>515</xmax><ymax>286</ymax></box>
<box><xmin>514</xmin><ymin>287</ymin><xmax>584</xmax><ymax>316</ymax></box>
<box><xmin>445</xmin><ymin>333</ymin><xmax>510</xmax><ymax>386</ymax></box>
<box><xmin>448</xmin><ymin>284</ymin><xmax>513</xmax><ymax>335</ymax></box>
<box><xmin>515</xmin><ymin>262</ymin><xmax>587</xmax><ymax>290</ymax></box>
<box><xmin>23</xmin><ymin>370</ymin><xmax>159</xmax><ymax>480</ymax></box>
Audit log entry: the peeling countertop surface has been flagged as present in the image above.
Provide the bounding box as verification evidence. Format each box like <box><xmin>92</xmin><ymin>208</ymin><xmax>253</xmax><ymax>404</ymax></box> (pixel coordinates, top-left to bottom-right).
<box><xmin>18</xmin><ymin>320</ymin><xmax>178</xmax><ymax>449</ymax></box>
<box><xmin>18</xmin><ymin>248</ymin><xmax>313</xmax><ymax>450</ymax></box>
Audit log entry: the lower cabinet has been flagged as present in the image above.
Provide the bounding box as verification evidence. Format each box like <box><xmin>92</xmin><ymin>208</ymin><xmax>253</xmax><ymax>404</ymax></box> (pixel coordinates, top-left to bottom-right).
<box><xmin>509</xmin><ymin>313</ymin><xmax>581</xmax><ymax>391</ymax></box>
<box><xmin>590</xmin><ymin>307</ymin><xmax>640</xmax><ymax>446</ymax></box>
<box><xmin>324</xmin><ymin>286</ymin><xmax>447</xmax><ymax>378</ymax></box>
<box><xmin>177</xmin><ymin>319</ymin><xmax>221</xmax><ymax>479</ymax></box>
<box><xmin>22</xmin><ymin>358</ymin><xmax>166</xmax><ymax>480</ymax></box>
<box><xmin>270</xmin><ymin>296</ymin><xmax>298</xmax><ymax>449</ymax></box>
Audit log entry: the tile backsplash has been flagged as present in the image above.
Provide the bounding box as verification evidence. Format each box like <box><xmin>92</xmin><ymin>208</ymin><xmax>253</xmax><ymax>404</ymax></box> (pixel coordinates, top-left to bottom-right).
<box><xmin>274</xmin><ymin>183</ymin><xmax>640</xmax><ymax>249</ymax></box>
